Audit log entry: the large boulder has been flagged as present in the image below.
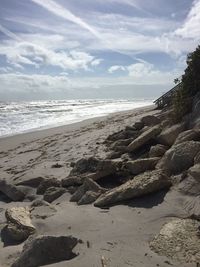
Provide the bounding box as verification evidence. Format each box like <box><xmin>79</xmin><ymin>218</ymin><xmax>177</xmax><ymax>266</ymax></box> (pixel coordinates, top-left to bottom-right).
<box><xmin>133</xmin><ymin>121</ymin><xmax>144</xmax><ymax>130</ymax></box>
<box><xmin>184</xmin><ymin>196</ymin><xmax>200</xmax><ymax>220</ymax></box>
<box><xmin>0</xmin><ymin>179</ymin><xmax>25</xmax><ymax>201</ymax></box>
<box><xmin>111</xmin><ymin>138</ymin><xmax>134</xmax><ymax>151</ymax></box>
<box><xmin>43</xmin><ymin>187</ymin><xmax>66</xmax><ymax>203</ymax></box>
<box><xmin>149</xmin><ymin>144</ymin><xmax>168</xmax><ymax>158</ymax></box>
<box><xmin>70</xmin><ymin>157</ymin><xmax>99</xmax><ymax>175</ymax></box>
<box><xmin>141</xmin><ymin>115</ymin><xmax>160</xmax><ymax>126</ymax></box>
<box><xmin>37</xmin><ymin>178</ymin><xmax>61</xmax><ymax>194</ymax></box>
<box><xmin>16</xmin><ymin>176</ymin><xmax>45</xmax><ymax>187</ymax></box>
<box><xmin>70</xmin><ymin>178</ymin><xmax>106</xmax><ymax>205</ymax></box>
<box><xmin>5</xmin><ymin>207</ymin><xmax>36</xmax><ymax>241</ymax></box>
<box><xmin>175</xmin><ymin>129</ymin><xmax>200</xmax><ymax>145</ymax></box>
<box><xmin>127</xmin><ymin>125</ymin><xmax>161</xmax><ymax>152</ymax></box>
<box><xmin>124</xmin><ymin>157</ymin><xmax>160</xmax><ymax>175</ymax></box>
<box><xmin>150</xmin><ymin>218</ymin><xmax>200</xmax><ymax>263</ymax></box>
<box><xmin>157</xmin><ymin>123</ymin><xmax>185</xmax><ymax>146</ymax></box>
<box><xmin>11</xmin><ymin>235</ymin><xmax>80</xmax><ymax>267</ymax></box>
<box><xmin>94</xmin><ymin>170</ymin><xmax>171</xmax><ymax>207</ymax></box>
<box><xmin>62</xmin><ymin>176</ymin><xmax>82</xmax><ymax>187</ymax></box>
<box><xmin>106</xmin><ymin>129</ymin><xmax>139</xmax><ymax>142</ymax></box>
<box><xmin>157</xmin><ymin>141</ymin><xmax>200</xmax><ymax>175</ymax></box>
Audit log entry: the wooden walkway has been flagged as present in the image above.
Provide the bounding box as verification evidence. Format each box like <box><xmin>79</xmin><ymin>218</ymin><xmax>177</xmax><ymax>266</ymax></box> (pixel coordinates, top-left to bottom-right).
<box><xmin>154</xmin><ymin>82</ymin><xmax>182</xmax><ymax>109</ymax></box>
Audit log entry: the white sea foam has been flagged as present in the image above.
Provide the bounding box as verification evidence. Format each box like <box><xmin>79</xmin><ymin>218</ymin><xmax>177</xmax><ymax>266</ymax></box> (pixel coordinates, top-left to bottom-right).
<box><xmin>0</xmin><ymin>99</ymin><xmax>153</xmax><ymax>137</ymax></box>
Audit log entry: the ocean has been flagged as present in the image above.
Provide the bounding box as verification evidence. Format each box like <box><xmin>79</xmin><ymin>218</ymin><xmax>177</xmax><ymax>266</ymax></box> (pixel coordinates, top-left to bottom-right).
<box><xmin>0</xmin><ymin>99</ymin><xmax>153</xmax><ymax>137</ymax></box>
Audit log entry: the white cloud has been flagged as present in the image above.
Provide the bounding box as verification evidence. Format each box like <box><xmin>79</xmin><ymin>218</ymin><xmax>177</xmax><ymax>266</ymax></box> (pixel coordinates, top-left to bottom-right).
<box><xmin>108</xmin><ymin>65</ymin><xmax>126</xmax><ymax>73</ymax></box>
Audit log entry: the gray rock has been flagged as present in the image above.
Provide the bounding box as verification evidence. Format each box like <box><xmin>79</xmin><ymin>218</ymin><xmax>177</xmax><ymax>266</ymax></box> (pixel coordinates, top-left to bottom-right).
<box><xmin>157</xmin><ymin>141</ymin><xmax>200</xmax><ymax>175</ymax></box>
<box><xmin>149</xmin><ymin>144</ymin><xmax>168</xmax><ymax>157</ymax></box>
<box><xmin>106</xmin><ymin>129</ymin><xmax>139</xmax><ymax>142</ymax></box>
<box><xmin>62</xmin><ymin>176</ymin><xmax>82</xmax><ymax>187</ymax></box>
<box><xmin>178</xmin><ymin>174</ymin><xmax>200</xmax><ymax>196</ymax></box>
<box><xmin>124</xmin><ymin>157</ymin><xmax>160</xmax><ymax>175</ymax></box>
<box><xmin>141</xmin><ymin>115</ymin><xmax>160</xmax><ymax>126</ymax></box>
<box><xmin>127</xmin><ymin>125</ymin><xmax>161</xmax><ymax>152</ymax></box>
<box><xmin>43</xmin><ymin>187</ymin><xmax>66</xmax><ymax>203</ymax></box>
<box><xmin>175</xmin><ymin>129</ymin><xmax>200</xmax><ymax>144</ymax></box>
<box><xmin>37</xmin><ymin>178</ymin><xmax>61</xmax><ymax>194</ymax></box>
<box><xmin>11</xmin><ymin>235</ymin><xmax>80</xmax><ymax>267</ymax></box>
<box><xmin>5</xmin><ymin>207</ymin><xmax>36</xmax><ymax>241</ymax></box>
<box><xmin>188</xmin><ymin>164</ymin><xmax>200</xmax><ymax>180</ymax></box>
<box><xmin>70</xmin><ymin>157</ymin><xmax>99</xmax><ymax>175</ymax></box>
<box><xmin>16</xmin><ymin>176</ymin><xmax>45</xmax><ymax>187</ymax></box>
<box><xmin>133</xmin><ymin>121</ymin><xmax>144</xmax><ymax>130</ymax></box>
<box><xmin>31</xmin><ymin>199</ymin><xmax>51</xmax><ymax>208</ymax></box>
<box><xmin>184</xmin><ymin>196</ymin><xmax>200</xmax><ymax>220</ymax></box>
<box><xmin>94</xmin><ymin>170</ymin><xmax>171</xmax><ymax>207</ymax></box>
<box><xmin>111</xmin><ymin>138</ymin><xmax>134</xmax><ymax>151</ymax></box>
<box><xmin>78</xmin><ymin>191</ymin><xmax>101</xmax><ymax>205</ymax></box>
<box><xmin>157</xmin><ymin>123</ymin><xmax>185</xmax><ymax>146</ymax></box>
<box><xmin>0</xmin><ymin>179</ymin><xmax>25</xmax><ymax>201</ymax></box>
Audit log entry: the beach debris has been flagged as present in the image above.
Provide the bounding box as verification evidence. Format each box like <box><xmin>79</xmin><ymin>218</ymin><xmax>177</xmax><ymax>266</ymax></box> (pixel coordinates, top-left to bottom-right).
<box><xmin>150</xmin><ymin>218</ymin><xmax>200</xmax><ymax>263</ymax></box>
<box><xmin>4</xmin><ymin>207</ymin><xmax>36</xmax><ymax>242</ymax></box>
<box><xmin>11</xmin><ymin>235</ymin><xmax>80</xmax><ymax>267</ymax></box>
<box><xmin>0</xmin><ymin>178</ymin><xmax>25</xmax><ymax>201</ymax></box>
<box><xmin>127</xmin><ymin>125</ymin><xmax>161</xmax><ymax>152</ymax></box>
<box><xmin>94</xmin><ymin>169</ymin><xmax>171</xmax><ymax>207</ymax></box>
<box><xmin>156</xmin><ymin>141</ymin><xmax>200</xmax><ymax>175</ymax></box>
<box><xmin>37</xmin><ymin>178</ymin><xmax>61</xmax><ymax>194</ymax></box>
<box><xmin>43</xmin><ymin>187</ymin><xmax>66</xmax><ymax>203</ymax></box>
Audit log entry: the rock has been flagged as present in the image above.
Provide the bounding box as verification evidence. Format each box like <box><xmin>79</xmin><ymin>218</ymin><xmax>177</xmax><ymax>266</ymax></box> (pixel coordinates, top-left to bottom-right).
<box><xmin>94</xmin><ymin>170</ymin><xmax>171</xmax><ymax>207</ymax></box>
<box><xmin>133</xmin><ymin>121</ymin><xmax>144</xmax><ymax>130</ymax></box>
<box><xmin>107</xmin><ymin>151</ymin><xmax>122</xmax><ymax>159</ymax></box>
<box><xmin>188</xmin><ymin>164</ymin><xmax>200</xmax><ymax>180</ymax></box>
<box><xmin>0</xmin><ymin>179</ymin><xmax>25</xmax><ymax>201</ymax></box>
<box><xmin>195</xmin><ymin>151</ymin><xmax>200</xmax><ymax>164</ymax></box>
<box><xmin>150</xmin><ymin>218</ymin><xmax>200</xmax><ymax>263</ymax></box>
<box><xmin>157</xmin><ymin>141</ymin><xmax>200</xmax><ymax>175</ymax></box>
<box><xmin>31</xmin><ymin>199</ymin><xmax>51</xmax><ymax>208</ymax></box>
<box><xmin>78</xmin><ymin>191</ymin><xmax>101</xmax><ymax>205</ymax></box>
<box><xmin>11</xmin><ymin>235</ymin><xmax>80</xmax><ymax>267</ymax></box>
<box><xmin>157</xmin><ymin>123</ymin><xmax>185</xmax><ymax>146</ymax></box>
<box><xmin>16</xmin><ymin>176</ymin><xmax>45</xmax><ymax>187</ymax></box>
<box><xmin>43</xmin><ymin>187</ymin><xmax>66</xmax><ymax>203</ymax></box>
<box><xmin>106</xmin><ymin>129</ymin><xmax>139</xmax><ymax>142</ymax></box>
<box><xmin>37</xmin><ymin>178</ymin><xmax>61</xmax><ymax>194</ymax></box>
<box><xmin>175</xmin><ymin>129</ymin><xmax>200</xmax><ymax>144</ymax></box>
<box><xmin>124</xmin><ymin>158</ymin><xmax>160</xmax><ymax>175</ymax></box>
<box><xmin>5</xmin><ymin>207</ymin><xmax>35</xmax><ymax>241</ymax></box>
<box><xmin>70</xmin><ymin>157</ymin><xmax>99</xmax><ymax>175</ymax></box>
<box><xmin>141</xmin><ymin>115</ymin><xmax>160</xmax><ymax>126</ymax></box>
<box><xmin>149</xmin><ymin>144</ymin><xmax>168</xmax><ymax>158</ymax></box>
<box><xmin>62</xmin><ymin>176</ymin><xmax>82</xmax><ymax>187</ymax></box>
<box><xmin>184</xmin><ymin>196</ymin><xmax>200</xmax><ymax>220</ymax></box>
<box><xmin>111</xmin><ymin>138</ymin><xmax>134</xmax><ymax>150</ymax></box>
<box><xmin>70</xmin><ymin>178</ymin><xmax>106</xmax><ymax>204</ymax></box>
<box><xmin>127</xmin><ymin>125</ymin><xmax>161</xmax><ymax>152</ymax></box>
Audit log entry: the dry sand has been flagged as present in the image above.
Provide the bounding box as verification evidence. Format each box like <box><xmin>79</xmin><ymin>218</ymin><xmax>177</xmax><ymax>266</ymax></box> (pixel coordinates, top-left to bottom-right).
<box><xmin>0</xmin><ymin>106</ymin><xmax>194</xmax><ymax>267</ymax></box>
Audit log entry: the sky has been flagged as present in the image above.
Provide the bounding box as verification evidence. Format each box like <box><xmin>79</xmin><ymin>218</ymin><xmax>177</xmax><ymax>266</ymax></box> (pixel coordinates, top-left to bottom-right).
<box><xmin>0</xmin><ymin>0</ymin><xmax>200</xmax><ymax>100</ymax></box>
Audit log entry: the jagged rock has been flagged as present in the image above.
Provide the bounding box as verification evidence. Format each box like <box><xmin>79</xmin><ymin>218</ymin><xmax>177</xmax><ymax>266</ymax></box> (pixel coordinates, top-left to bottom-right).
<box><xmin>184</xmin><ymin>196</ymin><xmax>200</xmax><ymax>220</ymax></box>
<box><xmin>94</xmin><ymin>170</ymin><xmax>171</xmax><ymax>207</ymax></box>
<box><xmin>150</xmin><ymin>218</ymin><xmax>200</xmax><ymax>263</ymax></box>
<box><xmin>157</xmin><ymin>123</ymin><xmax>185</xmax><ymax>146</ymax></box>
<box><xmin>127</xmin><ymin>125</ymin><xmax>161</xmax><ymax>152</ymax></box>
<box><xmin>175</xmin><ymin>129</ymin><xmax>200</xmax><ymax>144</ymax></box>
<box><xmin>31</xmin><ymin>199</ymin><xmax>51</xmax><ymax>208</ymax></box>
<box><xmin>70</xmin><ymin>157</ymin><xmax>99</xmax><ymax>175</ymax></box>
<box><xmin>157</xmin><ymin>141</ymin><xmax>200</xmax><ymax>175</ymax></box>
<box><xmin>37</xmin><ymin>178</ymin><xmax>61</xmax><ymax>194</ymax></box>
<box><xmin>70</xmin><ymin>178</ymin><xmax>106</xmax><ymax>204</ymax></box>
<box><xmin>107</xmin><ymin>151</ymin><xmax>122</xmax><ymax>159</ymax></box>
<box><xmin>111</xmin><ymin>138</ymin><xmax>134</xmax><ymax>150</ymax></box>
<box><xmin>195</xmin><ymin>151</ymin><xmax>200</xmax><ymax>164</ymax></box>
<box><xmin>43</xmin><ymin>187</ymin><xmax>66</xmax><ymax>203</ymax></box>
<box><xmin>133</xmin><ymin>121</ymin><xmax>144</xmax><ymax>130</ymax></box>
<box><xmin>62</xmin><ymin>176</ymin><xmax>82</xmax><ymax>187</ymax></box>
<box><xmin>124</xmin><ymin>157</ymin><xmax>160</xmax><ymax>175</ymax></box>
<box><xmin>16</xmin><ymin>176</ymin><xmax>45</xmax><ymax>187</ymax></box>
<box><xmin>120</xmin><ymin>153</ymin><xmax>132</xmax><ymax>161</ymax></box>
<box><xmin>188</xmin><ymin>164</ymin><xmax>200</xmax><ymax>180</ymax></box>
<box><xmin>11</xmin><ymin>235</ymin><xmax>80</xmax><ymax>267</ymax></box>
<box><xmin>141</xmin><ymin>115</ymin><xmax>160</xmax><ymax>126</ymax></box>
<box><xmin>106</xmin><ymin>129</ymin><xmax>139</xmax><ymax>142</ymax></box>
<box><xmin>78</xmin><ymin>191</ymin><xmax>101</xmax><ymax>205</ymax></box>
<box><xmin>149</xmin><ymin>144</ymin><xmax>168</xmax><ymax>157</ymax></box>
<box><xmin>5</xmin><ymin>207</ymin><xmax>35</xmax><ymax>241</ymax></box>
<box><xmin>0</xmin><ymin>179</ymin><xmax>25</xmax><ymax>201</ymax></box>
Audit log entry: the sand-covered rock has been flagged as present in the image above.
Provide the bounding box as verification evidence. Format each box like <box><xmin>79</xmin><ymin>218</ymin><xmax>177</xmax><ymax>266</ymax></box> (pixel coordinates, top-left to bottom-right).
<box><xmin>175</xmin><ymin>129</ymin><xmax>200</xmax><ymax>144</ymax></box>
<box><xmin>157</xmin><ymin>123</ymin><xmax>185</xmax><ymax>146</ymax></box>
<box><xmin>150</xmin><ymin>218</ymin><xmax>200</xmax><ymax>263</ymax></box>
<box><xmin>124</xmin><ymin>157</ymin><xmax>160</xmax><ymax>175</ymax></box>
<box><xmin>94</xmin><ymin>170</ymin><xmax>171</xmax><ymax>207</ymax></box>
<box><xmin>70</xmin><ymin>157</ymin><xmax>99</xmax><ymax>175</ymax></box>
<box><xmin>149</xmin><ymin>144</ymin><xmax>168</xmax><ymax>157</ymax></box>
<box><xmin>0</xmin><ymin>179</ymin><xmax>25</xmax><ymax>201</ymax></box>
<box><xmin>106</xmin><ymin>128</ymin><xmax>139</xmax><ymax>142</ymax></box>
<box><xmin>43</xmin><ymin>187</ymin><xmax>66</xmax><ymax>203</ymax></box>
<box><xmin>37</xmin><ymin>178</ymin><xmax>61</xmax><ymax>194</ymax></box>
<box><xmin>5</xmin><ymin>207</ymin><xmax>35</xmax><ymax>241</ymax></box>
<box><xmin>141</xmin><ymin>115</ymin><xmax>160</xmax><ymax>126</ymax></box>
<box><xmin>11</xmin><ymin>235</ymin><xmax>80</xmax><ymax>267</ymax></box>
<box><xmin>157</xmin><ymin>141</ymin><xmax>200</xmax><ymax>175</ymax></box>
<box><xmin>127</xmin><ymin>125</ymin><xmax>161</xmax><ymax>152</ymax></box>
<box><xmin>184</xmin><ymin>196</ymin><xmax>200</xmax><ymax>220</ymax></box>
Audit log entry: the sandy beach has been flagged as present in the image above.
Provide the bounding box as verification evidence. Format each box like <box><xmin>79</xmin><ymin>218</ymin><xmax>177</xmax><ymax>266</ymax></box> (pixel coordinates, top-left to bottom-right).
<box><xmin>0</xmin><ymin>106</ymin><xmax>195</xmax><ymax>267</ymax></box>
